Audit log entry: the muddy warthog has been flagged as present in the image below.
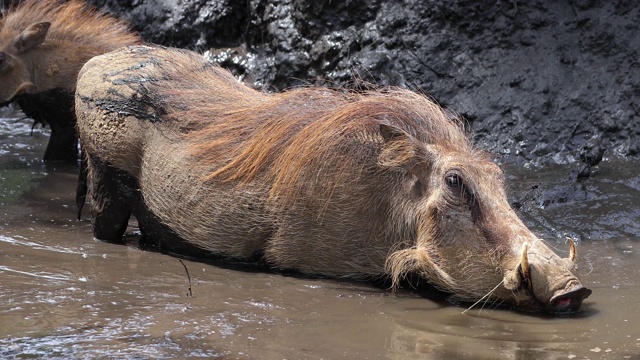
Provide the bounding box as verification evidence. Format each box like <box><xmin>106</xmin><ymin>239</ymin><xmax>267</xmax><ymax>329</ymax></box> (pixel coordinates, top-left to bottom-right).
<box><xmin>0</xmin><ymin>0</ymin><xmax>139</xmax><ymax>161</ymax></box>
<box><xmin>75</xmin><ymin>45</ymin><xmax>591</xmax><ymax>313</ymax></box>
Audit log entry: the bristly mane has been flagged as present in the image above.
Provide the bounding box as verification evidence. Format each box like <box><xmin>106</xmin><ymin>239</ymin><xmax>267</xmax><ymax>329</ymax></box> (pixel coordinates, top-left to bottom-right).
<box><xmin>0</xmin><ymin>0</ymin><xmax>139</xmax><ymax>50</ymax></box>
<box><xmin>145</xmin><ymin>49</ymin><xmax>473</xmax><ymax>202</ymax></box>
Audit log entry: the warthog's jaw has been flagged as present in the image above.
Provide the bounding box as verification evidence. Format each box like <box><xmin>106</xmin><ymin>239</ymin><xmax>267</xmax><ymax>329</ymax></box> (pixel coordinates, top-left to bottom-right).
<box><xmin>0</xmin><ymin>82</ymin><xmax>36</xmax><ymax>106</ymax></box>
<box><xmin>509</xmin><ymin>239</ymin><xmax>592</xmax><ymax>314</ymax></box>
<box><xmin>0</xmin><ymin>94</ymin><xmax>19</xmax><ymax>107</ymax></box>
<box><xmin>0</xmin><ymin>90</ymin><xmax>22</xmax><ymax>107</ymax></box>
<box><xmin>0</xmin><ymin>96</ymin><xmax>20</xmax><ymax>108</ymax></box>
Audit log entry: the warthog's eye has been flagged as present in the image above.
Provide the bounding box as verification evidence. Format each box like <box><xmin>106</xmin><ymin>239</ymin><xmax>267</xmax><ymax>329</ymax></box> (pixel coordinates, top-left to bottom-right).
<box><xmin>444</xmin><ymin>170</ymin><xmax>474</xmax><ymax>203</ymax></box>
<box><xmin>444</xmin><ymin>171</ymin><xmax>464</xmax><ymax>190</ymax></box>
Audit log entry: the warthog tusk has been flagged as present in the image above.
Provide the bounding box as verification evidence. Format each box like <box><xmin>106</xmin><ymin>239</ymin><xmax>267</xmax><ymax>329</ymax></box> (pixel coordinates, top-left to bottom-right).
<box><xmin>520</xmin><ymin>242</ymin><xmax>532</xmax><ymax>291</ymax></box>
<box><xmin>567</xmin><ymin>236</ymin><xmax>577</xmax><ymax>262</ymax></box>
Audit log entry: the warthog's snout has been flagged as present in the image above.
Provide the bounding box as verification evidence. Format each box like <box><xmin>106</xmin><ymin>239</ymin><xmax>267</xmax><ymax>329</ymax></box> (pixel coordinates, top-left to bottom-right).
<box><xmin>549</xmin><ymin>284</ymin><xmax>592</xmax><ymax>314</ymax></box>
<box><xmin>506</xmin><ymin>238</ymin><xmax>591</xmax><ymax>314</ymax></box>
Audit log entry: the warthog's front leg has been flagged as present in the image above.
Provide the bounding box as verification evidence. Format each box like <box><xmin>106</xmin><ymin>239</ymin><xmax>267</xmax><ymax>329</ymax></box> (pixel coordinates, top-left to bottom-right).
<box><xmin>88</xmin><ymin>155</ymin><xmax>137</xmax><ymax>243</ymax></box>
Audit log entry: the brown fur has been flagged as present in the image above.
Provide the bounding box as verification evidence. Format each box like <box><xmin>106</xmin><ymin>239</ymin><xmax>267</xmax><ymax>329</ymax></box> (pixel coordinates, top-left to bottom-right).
<box><xmin>0</xmin><ymin>0</ymin><xmax>140</xmax><ymax>101</ymax></box>
<box><xmin>75</xmin><ymin>45</ymin><xmax>590</xmax><ymax>313</ymax></box>
<box><xmin>138</xmin><ymin>51</ymin><xmax>473</xmax><ymax>205</ymax></box>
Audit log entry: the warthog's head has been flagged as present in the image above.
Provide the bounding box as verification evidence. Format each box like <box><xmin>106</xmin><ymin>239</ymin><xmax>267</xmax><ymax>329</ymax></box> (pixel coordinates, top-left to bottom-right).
<box><xmin>0</xmin><ymin>21</ymin><xmax>50</xmax><ymax>105</ymax></box>
<box><xmin>382</xmin><ymin>124</ymin><xmax>591</xmax><ymax>313</ymax></box>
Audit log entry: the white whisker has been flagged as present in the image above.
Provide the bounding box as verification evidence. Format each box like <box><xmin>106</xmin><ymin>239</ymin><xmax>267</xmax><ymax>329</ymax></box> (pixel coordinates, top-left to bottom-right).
<box><xmin>462</xmin><ymin>279</ymin><xmax>504</xmax><ymax>315</ymax></box>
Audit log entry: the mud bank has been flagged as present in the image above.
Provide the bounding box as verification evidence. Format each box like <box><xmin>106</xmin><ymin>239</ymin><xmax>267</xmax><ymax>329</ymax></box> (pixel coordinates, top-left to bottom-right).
<box><xmin>86</xmin><ymin>0</ymin><xmax>639</xmax><ymax>164</ymax></box>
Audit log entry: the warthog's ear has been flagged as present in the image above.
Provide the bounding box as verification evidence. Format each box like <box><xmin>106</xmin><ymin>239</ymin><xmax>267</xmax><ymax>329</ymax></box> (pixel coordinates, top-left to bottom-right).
<box><xmin>378</xmin><ymin>124</ymin><xmax>433</xmax><ymax>174</ymax></box>
<box><xmin>13</xmin><ymin>22</ymin><xmax>51</xmax><ymax>53</ymax></box>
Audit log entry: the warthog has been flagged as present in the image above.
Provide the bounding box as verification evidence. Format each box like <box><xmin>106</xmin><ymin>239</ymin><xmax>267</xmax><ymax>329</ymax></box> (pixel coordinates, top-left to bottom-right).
<box><xmin>0</xmin><ymin>0</ymin><xmax>139</xmax><ymax>161</ymax></box>
<box><xmin>75</xmin><ymin>45</ymin><xmax>591</xmax><ymax>313</ymax></box>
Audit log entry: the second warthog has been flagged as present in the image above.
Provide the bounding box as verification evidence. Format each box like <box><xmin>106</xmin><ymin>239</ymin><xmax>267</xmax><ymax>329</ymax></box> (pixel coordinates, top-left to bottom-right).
<box><xmin>0</xmin><ymin>0</ymin><xmax>139</xmax><ymax>161</ymax></box>
<box><xmin>76</xmin><ymin>45</ymin><xmax>591</xmax><ymax>313</ymax></box>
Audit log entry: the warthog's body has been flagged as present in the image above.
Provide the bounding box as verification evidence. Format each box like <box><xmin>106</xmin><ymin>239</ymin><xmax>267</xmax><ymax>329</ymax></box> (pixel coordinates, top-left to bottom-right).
<box><xmin>0</xmin><ymin>0</ymin><xmax>139</xmax><ymax>161</ymax></box>
<box><xmin>76</xmin><ymin>45</ymin><xmax>591</xmax><ymax>313</ymax></box>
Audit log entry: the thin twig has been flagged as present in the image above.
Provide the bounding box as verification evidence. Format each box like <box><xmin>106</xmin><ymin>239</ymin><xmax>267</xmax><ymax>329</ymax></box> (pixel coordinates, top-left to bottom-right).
<box><xmin>178</xmin><ymin>259</ymin><xmax>193</xmax><ymax>297</ymax></box>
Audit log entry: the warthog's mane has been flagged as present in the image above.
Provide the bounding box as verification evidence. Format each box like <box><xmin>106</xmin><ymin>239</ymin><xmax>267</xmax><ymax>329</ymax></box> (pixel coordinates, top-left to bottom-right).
<box><xmin>150</xmin><ymin>49</ymin><xmax>474</xmax><ymax>204</ymax></box>
<box><xmin>0</xmin><ymin>0</ymin><xmax>138</xmax><ymax>51</ymax></box>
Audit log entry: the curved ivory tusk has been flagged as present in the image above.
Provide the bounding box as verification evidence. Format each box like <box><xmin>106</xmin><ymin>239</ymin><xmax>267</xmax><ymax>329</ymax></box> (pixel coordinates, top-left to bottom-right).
<box><xmin>520</xmin><ymin>242</ymin><xmax>532</xmax><ymax>291</ymax></box>
<box><xmin>567</xmin><ymin>236</ymin><xmax>577</xmax><ymax>262</ymax></box>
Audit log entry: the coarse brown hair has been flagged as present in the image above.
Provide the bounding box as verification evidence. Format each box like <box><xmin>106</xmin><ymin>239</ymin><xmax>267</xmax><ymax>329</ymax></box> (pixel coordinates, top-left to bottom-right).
<box><xmin>0</xmin><ymin>0</ymin><xmax>138</xmax><ymax>52</ymax></box>
<box><xmin>151</xmin><ymin>49</ymin><xmax>475</xmax><ymax>203</ymax></box>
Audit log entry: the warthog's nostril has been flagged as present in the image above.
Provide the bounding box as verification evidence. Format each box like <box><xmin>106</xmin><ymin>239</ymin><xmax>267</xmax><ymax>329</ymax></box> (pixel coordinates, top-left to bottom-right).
<box><xmin>555</xmin><ymin>297</ymin><xmax>572</xmax><ymax>309</ymax></box>
<box><xmin>550</xmin><ymin>285</ymin><xmax>592</xmax><ymax>314</ymax></box>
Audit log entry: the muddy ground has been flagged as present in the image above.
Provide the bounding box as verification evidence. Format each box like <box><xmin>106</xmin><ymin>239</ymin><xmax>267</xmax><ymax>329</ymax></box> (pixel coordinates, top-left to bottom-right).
<box><xmin>86</xmin><ymin>0</ymin><xmax>640</xmax><ymax>165</ymax></box>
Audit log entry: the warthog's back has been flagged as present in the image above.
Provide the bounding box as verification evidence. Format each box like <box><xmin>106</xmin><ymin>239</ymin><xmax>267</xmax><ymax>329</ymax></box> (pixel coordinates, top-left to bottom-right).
<box><xmin>76</xmin><ymin>46</ymin><xmax>250</xmax><ymax>175</ymax></box>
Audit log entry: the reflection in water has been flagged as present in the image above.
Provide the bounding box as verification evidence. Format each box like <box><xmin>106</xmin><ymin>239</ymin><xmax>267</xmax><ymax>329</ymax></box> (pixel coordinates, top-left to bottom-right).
<box><xmin>1</xmin><ymin>115</ymin><xmax>640</xmax><ymax>358</ymax></box>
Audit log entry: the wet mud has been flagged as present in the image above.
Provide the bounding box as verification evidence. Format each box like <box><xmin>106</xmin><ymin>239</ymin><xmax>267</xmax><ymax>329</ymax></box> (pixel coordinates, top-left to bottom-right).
<box><xmin>1</xmin><ymin>113</ymin><xmax>640</xmax><ymax>359</ymax></box>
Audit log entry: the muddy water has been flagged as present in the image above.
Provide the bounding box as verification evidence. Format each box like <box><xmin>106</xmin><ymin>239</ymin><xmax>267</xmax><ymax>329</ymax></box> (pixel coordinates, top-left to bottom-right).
<box><xmin>1</xmin><ymin>112</ymin><xmax>639</xmax><ymax>359</ymax></box>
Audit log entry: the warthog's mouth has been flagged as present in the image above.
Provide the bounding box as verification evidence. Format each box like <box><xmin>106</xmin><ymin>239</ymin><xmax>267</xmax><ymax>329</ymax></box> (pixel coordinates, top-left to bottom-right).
<box><xmin>548</xmin><ymin>284</ymin><xmax>592</xmax><ymax>314</ymax></box>
<box><xmin>516</xmin><ymin>238</ymin><xmax>592</xmax><ymax>314</ymax></box>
